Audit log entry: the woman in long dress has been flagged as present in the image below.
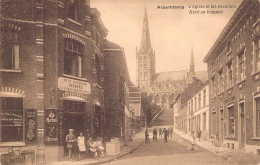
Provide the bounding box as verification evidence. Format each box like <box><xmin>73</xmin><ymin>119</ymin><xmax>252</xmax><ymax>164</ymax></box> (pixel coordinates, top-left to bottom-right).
<box><xmin>77</xmin><ymin>132</ymin><xmax>86</xmax><ymax>160</ymax></box>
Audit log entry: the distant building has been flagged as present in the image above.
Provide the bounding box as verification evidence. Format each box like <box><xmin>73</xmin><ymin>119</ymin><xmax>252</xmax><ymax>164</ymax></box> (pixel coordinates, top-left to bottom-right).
<box><xmin>136</xmin><ymin>7</ymin><xmax>207</xmax><ymax>109</ymax></box>
<box><xmin>203</xmin><ymin>0</ymin><xmax>259</xmax><ymax>154</ymax></box>
<box><xmin>129</xmin><ymin>85</ymin><xmax>142</xmax><ymax>132</ymax></box>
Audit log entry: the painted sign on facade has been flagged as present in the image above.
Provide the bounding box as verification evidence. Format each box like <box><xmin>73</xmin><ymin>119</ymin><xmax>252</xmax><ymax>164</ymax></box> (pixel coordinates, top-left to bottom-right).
<box><xmin>45</xmin><ymin>109</ymin><xmax>58</xmax><ymax>145</ymax></box>
<box><xmin>58</xmin><ymin>77</ymin><xmax>91</xmax><ymax>95</ymax></box>
<box><xmin>25</xmin><ymin>109</ymin><xmax>37</xmax><ymax>144</ymax></box>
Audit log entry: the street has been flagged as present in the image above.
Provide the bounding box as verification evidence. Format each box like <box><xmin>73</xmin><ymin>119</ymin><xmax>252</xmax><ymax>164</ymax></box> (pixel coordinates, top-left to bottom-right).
<box><xmin>104</xmin><ymin>133</ymin><xmax>242</xmax><ymax>165</ymax></box>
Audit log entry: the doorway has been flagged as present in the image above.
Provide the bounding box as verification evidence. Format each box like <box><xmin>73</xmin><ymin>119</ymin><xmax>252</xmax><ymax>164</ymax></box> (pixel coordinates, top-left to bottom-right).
<box><xmin>219</xmin><ymin>109</ymin><xmax>224</xmax><ymax>143</ymax></box>
<box><xmin>239</xmin><ymin>102</ymin><xmax>245</xmax><ymax>148</ymax></box>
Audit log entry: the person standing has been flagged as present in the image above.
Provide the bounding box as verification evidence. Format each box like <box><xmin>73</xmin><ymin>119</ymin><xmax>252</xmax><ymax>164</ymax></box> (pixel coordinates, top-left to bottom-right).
<box><xmin>77</xmin><ymin>132</ymin><xmax>86</xmax><ymax>160</ymax></box>
<box><xmin>167</xmin><ymin>128</ymin><xmax>171</xmax><ymax>138</ymax></box>
<box><xmin>145</xmin><ymin>128</ymin><xmax>149</xmax><ymax>143</ymax></box>
<box><xmin>66</xmin><ymin>129</ymin><xmax>77</xmax><ymax>161</ymax></box>
<box><xmin>163</xmin><ymin>128</ymin><xmax>168</xmax><ymax>143</ymax></box>
<box><xmin>159</xmin><ymin>128</ymin><xmax>162</xmax><ymax>137</ymax></box>
<box><xmin>170</xmin><ymin>127</ymin><xmax>173</xmax><ymax>138</ymax></box>
<box><xmin>153</xmin><ymin>128</ymin><xmax>158</xmax><ymax>142</ymax></box>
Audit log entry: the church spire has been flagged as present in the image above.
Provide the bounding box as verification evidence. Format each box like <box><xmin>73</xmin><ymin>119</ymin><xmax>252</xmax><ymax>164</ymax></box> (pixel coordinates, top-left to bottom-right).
<box><xmin>139</xmin><ymin>5</ymin><xmax>151</xmax><ymax>53</ymax></box>
<box><xmin>189</xmin><ymin>47</ymin><xmax>195</xmax><ymax>77</ymax></box>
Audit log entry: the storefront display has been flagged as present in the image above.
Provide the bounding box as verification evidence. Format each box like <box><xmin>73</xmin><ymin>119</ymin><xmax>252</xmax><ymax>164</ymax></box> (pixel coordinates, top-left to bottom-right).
<box><xmin>25</xmin><ymin>109</ymin><xmax>37</xmax><ymax>144</ymax></box>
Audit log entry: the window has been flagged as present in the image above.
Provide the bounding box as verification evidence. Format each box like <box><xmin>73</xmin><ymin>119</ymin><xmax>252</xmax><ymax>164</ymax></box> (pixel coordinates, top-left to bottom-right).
<box><xmin>203</xmin><ymin>112</ymin><xmax>206</xmax><ymax>130</ymax></box>
<box><xmin>64</xmin><ymin>39</ymin><xmax>83</xmax><ymax>77</ymax></box>
<box><xmin>0</xmin><ymin>97</ymin><xmax>23</xmax><ymax>142</ymax></box>
<box><xmin>1</xmin><ymin>30</ymin><xmax>20</xmax><ymax>70</ymax></box>
<box><xmin>237</xmin><ymin>50</ymin><xmax>245</xmax><ymax>81</ymax></box>
<box><xmin>191</xmin><ymin>99</ymin><xmax>193</xmax><ymax>112</ymax></box>
<box><xmin>256</xmin><ymin>98</ymin><xmax>260</xmax><ymax>137</ymax></box>
<box><xmin>211</xmin><ymin>76</ymin><xmax>215</xmax><ymax>97</ymax></box>
<box><xmin>253</xmin><ymin>39</ymin><xmax>260</xmax><ymax>72</ymax></box>
<box><xmin>228</xmin><ymin>106</ymin><xmax>235</xmax><ymax>136</ymax></box>
<box><xmin>203</xmin><ymin>90</ymin><xmax>206</xmax><ymax>106</ymax></box>
<box><xmin>198</xmin><ymin>94</ymin><xmax>201</xmax><ymax>109</ymax></box>
<box><xmin>68</xmin><ymin>0</ymin><xmax>79</xmax><ymax>21</ymax></box>
<box><xmin>227</xmin><ymin>62</ymin><xmax>233</xmax><ymax>88</ymax></box>
<box><xmin>63</xmin><ymin>100</ymin><xmax>85</xmax><ymax>112</ymax></box>
<box><xmin>218</xmin><ymin>70</ymin><xmax>224</xmax><ymax>93</ymax></box>
<box><xmin>195</xmin><ymin>97</ymin><xmax>197</xmax><ymax>111</ymax></box>
<box><xmin>94</xmin><ymin>54</ymin><xmax>102</xmax><ymax>85</ymax></box>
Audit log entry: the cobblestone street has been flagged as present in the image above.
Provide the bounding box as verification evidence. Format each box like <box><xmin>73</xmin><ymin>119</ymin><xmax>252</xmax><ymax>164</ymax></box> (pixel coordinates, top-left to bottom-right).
<box><xmin>104</xmin><ymin>133</ymin><xmax>260</xmax><ymax>165</ymax></box>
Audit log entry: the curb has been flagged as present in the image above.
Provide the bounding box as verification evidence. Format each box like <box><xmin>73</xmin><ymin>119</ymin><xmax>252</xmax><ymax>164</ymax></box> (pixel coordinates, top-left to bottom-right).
<box><xmin>86</xmin><ymin>141</ymin><xmax>144</xmax><ymax>165</ymax></box>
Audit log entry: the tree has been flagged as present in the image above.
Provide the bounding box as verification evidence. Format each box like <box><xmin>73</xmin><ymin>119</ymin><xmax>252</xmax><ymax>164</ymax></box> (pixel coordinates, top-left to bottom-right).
<box><xmin>141</xmin><ymin>92</ymin><xmax>161</xmax><ymax>127</ymax></box>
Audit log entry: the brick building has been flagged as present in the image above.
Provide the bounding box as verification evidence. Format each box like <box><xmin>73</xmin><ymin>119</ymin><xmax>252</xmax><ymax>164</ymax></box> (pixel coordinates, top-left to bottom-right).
<box><xmin>0</xmin><ymin>0</ymin><xmax>107</xmax><ymax>162</ymax></box>
<box><xmin>103</xmin><ymin>40</ymin><xmax>133</xmax><ymax>145</ymax></box>
<box><xmin>203</xmin><ymin>0</ymin><xmax>259</xmax><ymax>154</ymax></box>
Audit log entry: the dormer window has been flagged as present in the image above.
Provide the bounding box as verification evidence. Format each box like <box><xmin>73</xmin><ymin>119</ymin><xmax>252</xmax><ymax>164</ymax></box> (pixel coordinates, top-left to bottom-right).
<box><xmin>68</xmin><ymin>0</ymin><xmax>79</xmax><ymax>22</ymax></box>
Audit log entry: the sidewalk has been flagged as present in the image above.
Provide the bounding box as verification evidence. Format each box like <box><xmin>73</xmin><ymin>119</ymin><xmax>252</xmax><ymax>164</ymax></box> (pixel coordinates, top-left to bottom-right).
<box><xmin>173</xmin><ymin>129</ymin><xmax>260</xmax><ymax>165</ymax></box>
<box><xmin>50</xmin><ymin>131</ymin><xmax>144</xmax><ymax>165</ymax></box>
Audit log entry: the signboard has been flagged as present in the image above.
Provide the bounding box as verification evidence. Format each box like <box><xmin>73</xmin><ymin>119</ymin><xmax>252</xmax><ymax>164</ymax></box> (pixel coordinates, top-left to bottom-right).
<box><xmin>45</xmin><ymin>109</ymin><xmax>58</xmax><ymax>145</ymax></box>
<box><xmin>0</xmin><ymin>111</ymin><xmax>23</xmax><ymax>126</ymax></box>
<box><xmin>25</xmin><ymin>109</ymin><xmax>37</xmax><ymax>144</ymax></box>
<box><xmin>58</xmin><ymin>77</ymin><xmax>91</xmax><ymax>95</ymax></box>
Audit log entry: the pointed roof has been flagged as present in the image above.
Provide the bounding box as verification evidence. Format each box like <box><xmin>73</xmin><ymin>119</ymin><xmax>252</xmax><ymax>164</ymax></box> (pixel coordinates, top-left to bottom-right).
<box><xmin>139</xmin><ymin>6</ymin><xmax>152</xmax><ymax>53</ymax></box>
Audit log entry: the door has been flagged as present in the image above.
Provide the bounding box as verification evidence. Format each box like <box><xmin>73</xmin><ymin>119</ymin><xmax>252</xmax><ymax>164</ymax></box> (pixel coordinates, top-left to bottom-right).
<box><xmin>239</xmin><ymin>103</ymin><xmax>245</xmax><ymax>148</ymax></box>
<box><xmin>63</xmin><ymin>113</ymin><xmax>84</xmax><ymax>156</ymax></box>
<box><xmin>219</xmin><ymin>110</ymin><xmax>224</xmax><ymax>142</ymax></box>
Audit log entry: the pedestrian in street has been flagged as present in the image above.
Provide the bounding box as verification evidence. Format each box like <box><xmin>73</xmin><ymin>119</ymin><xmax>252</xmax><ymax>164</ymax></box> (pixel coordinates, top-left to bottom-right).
<box><xmin>170</xmin><ymin>126</ymin><xmax>173</xmax><ymax>138</ymax></box>
<box><xmin>77</xmin><ymin>132</ymin><xmax>86</xmax><ymax>160</ymax></box>
<box><xmin>153</xmin><ymin>128</ymin><xmax>158</xmax><ymax>142</ymax></box>
<box><xmin>66</xmin><ymin>129</ymin><xmax>77</xmax><ymax>161</ymax></box>
<box><xmin>163</xmin><ymin>128</ymin><xmax>168</xmax><ymax>143</ymax></box>
<box><xmin>197</xmin><ymin>129</ymin><xmax>201</xmax><ymax>141</ymax></box>
<box><xmin>191</xmin><ymin>131</ymin><xmax>196</xmax><ymax>150</ymax></box>
<box><xmin>214</xmin><ymin>133</ymin><xmax>219</xmax><ymax>153</ymax></box>
<box><xmin>159</xmin><ymin>128</ymin><xmax>162</xmax><ymax>137</ymax></box>
<box><xmin>145</xmin><ymin>128</ymin><xmax>149</xmax><ymax>143</ymax></box>
<box><xmin>167</xmin><ymin>128</ymin><xmax>171</xmax><ymax>138</ymax></box>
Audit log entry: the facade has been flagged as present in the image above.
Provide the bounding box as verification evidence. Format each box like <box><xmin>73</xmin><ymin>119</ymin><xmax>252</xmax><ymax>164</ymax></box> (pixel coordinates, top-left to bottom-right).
<box><xmin>136</xmin><ymin>7</ymin><xmax>207</xmax><ymax>109</ymax></box>
<box><xmin>103</xmin><ymin>40</ymin><xmax>132</xmax><ymax>145</ymax></box>
<box><xmin>0</xmin><ymin>0</ymin><xmax>107</xmax><ymax>162</ymax></box>
<box><xmin>186</xmin><ymin>81</ymin><xmax>209</xmax><ymax>141</ymax></box>
<box><xmin>203</xmin><ymin>0</ymin><xmax>259</xmax><ymax>154</ymax></box>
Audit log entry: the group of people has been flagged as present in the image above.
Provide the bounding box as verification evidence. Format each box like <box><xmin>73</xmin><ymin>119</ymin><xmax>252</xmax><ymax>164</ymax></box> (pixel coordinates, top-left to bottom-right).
<box><xmin>65</xmin><ymin>129</ymin><xmax>105</xmax><ymax>161</ymax></box>
<box><xmin>145</xmin><ymin>127</ymin><xmax>174</xmax><ymax>143</ymax></box>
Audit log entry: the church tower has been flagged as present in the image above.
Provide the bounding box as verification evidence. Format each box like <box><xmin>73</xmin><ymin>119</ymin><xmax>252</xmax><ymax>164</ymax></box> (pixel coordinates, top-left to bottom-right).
<box><xmin>136</xmin><ymin>6</ymin><xmax>155</xmax><ymax>92</ymax></box>
<box><xmin>189</xmin><ymin>48</ymin><xmax>195</xmax><ymax>78</ymax></box>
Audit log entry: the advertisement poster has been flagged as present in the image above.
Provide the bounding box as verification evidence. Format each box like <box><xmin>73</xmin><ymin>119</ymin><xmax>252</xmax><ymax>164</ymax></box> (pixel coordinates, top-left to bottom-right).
<box><xmin>45</xmin><ymin>109</ymin><xmax>58</xmax><ymax>145</ymax></box>
<box><xmin>25</xmin><ymin>109</ymin><xmax>37</xmax><ymax>144</ymax></box>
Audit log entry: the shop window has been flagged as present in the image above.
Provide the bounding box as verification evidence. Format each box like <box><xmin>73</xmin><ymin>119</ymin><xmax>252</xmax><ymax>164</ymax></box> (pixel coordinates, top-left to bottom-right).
<box><xmin>237</xmin><ymin>50</ymin><xmax>245</xmax><ymax>82</ymax></box>
<box><xmin>63</xmin><ymin>100</ymin><xmax>85</xmax><ymax>112</ymax></box>
<box><xmin>228</xmin><ymin>106</ymin><xmax>235</xmax><ymax>136</ymax></box>
<box><xmin>0</xmin><ymin>97</ymin><xmax>23</xmax><ymax>142</ymax></box>
<box><xmin>253</xmin><ymin>39</ymin><xmax>260</xmax><ymax>72</ymax></box>
<box><xmin>68</xmin><ymin>0</ymin><xmax>79</xmax><ymax>22</ymax></box>
<box><xmin>1</xmin><ymin>30</ymin><xmax>20</xmax><ymax>70</ymax></box>
<box><xmin>64</xmin><ymin>39</ymin><xmax>83</xmax><ymax>77</ymax></box>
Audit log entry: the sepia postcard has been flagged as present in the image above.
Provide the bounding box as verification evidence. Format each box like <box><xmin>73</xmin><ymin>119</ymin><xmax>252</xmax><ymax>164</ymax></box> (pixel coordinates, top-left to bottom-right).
<box><xmin>0</xmin><ymin>0</ymin><xmax>259</xmax><ymax>164</ymax></box>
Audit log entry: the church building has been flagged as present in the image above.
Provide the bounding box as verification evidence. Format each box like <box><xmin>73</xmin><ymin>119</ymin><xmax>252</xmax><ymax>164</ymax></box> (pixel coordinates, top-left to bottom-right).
<box><xmin>136</xmin><ymin>7</ymin><xmax>208</xmax><ymax>109</ymax></box>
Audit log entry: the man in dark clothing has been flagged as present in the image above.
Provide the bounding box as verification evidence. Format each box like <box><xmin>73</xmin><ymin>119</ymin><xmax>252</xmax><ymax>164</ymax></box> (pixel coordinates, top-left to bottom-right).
<box><xmin>145</xmin><ymin>129</ymin><xmax>149</xmax><ymax>143</ymax></box>
<box><xmin>170</xmin><ymin>127</ymin><xmax>173</xmax><ymax>138</ymax></box>
<box><xmin>163</xmin><ymin>128</ymin><xmax>168</xmax><ymax>143</ymax></box>
<box><xmin>153</xmin><ymin>128</ymin><xmax>158</xmax><ymax>142</ymax></box>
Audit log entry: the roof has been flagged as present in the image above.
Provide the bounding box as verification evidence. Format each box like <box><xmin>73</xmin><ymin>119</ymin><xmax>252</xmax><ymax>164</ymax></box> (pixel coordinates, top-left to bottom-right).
<box><xmin>194</xmin><ymin>71</ymin><xmax>208</xmax><ymax>83</ymax></box>
<box><xmin>153</xmin><ymin>70</ymin><xmax>188</xmax><ymax>82</ymax></box>
<box><xmin>103</xmin><ymin>39</ymin><xmax>122</xmax><ymax>49</ymax></box>
<box><xmin>203</xmin><ymin>0</ymin><xmax>258</xmax><ymax>63</ymax></box>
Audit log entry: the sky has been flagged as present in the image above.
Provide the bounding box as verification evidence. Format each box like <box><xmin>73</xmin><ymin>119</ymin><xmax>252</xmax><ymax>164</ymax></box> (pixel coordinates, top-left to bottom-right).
<box><xmin>90</xmin><ymin>0</ymin><xmax>243</xmax><ymax>83</ymax></box>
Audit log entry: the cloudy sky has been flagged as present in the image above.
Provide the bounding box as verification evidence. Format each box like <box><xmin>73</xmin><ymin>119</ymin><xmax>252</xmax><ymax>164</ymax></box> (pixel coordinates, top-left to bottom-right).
<box><xmin>91</xmin><ymin>0</ymin><xmax>243</xmax><ymax>83</ymax></box>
